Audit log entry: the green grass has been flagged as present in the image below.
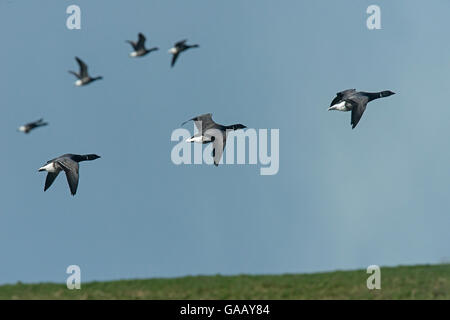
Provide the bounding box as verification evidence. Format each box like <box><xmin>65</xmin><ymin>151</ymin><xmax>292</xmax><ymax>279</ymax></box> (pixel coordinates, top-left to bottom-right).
<box><xmin>0</xmin><ymin>264</ymin><xmax>449</xmax><ymax>299</ymax></box>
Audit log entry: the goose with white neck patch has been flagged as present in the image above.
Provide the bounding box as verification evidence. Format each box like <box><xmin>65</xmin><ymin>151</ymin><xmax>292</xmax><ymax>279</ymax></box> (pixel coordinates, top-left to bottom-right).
<box><xmin>181</xmin><ymin>113</ymin><xmax>246</xmax><ymax>166</ymax></box>
<box><xmin>126</xmin><ymin>33</ymin><xmax>159</xmax><ymax>57</ymax></box>
<box><xmin>38</xmin><ymin>153</ymin><xmax>101</xmax><ymax>196</ymax></box>
<box><xmin>328</xmin><ymin>89</ymin><xmax>395</xmax><ymax>129</ymax></box>
<box><xmin>68</xmin><ymin>57</ymin><xmax>103</xmax><ymax>86</ymax></box>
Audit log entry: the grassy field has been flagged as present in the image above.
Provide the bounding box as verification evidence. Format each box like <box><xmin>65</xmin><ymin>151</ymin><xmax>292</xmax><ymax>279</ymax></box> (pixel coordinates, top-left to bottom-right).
<box><xmin>0</xmin><ymin>264</ymin><xmax>448</xmax><ymax>299</ymax></box>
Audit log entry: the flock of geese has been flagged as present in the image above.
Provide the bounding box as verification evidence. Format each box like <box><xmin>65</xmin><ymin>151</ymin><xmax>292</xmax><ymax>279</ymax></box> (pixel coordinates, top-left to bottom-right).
<box><xmin>17</xmin><ymin>32</ymin><xmax>395</xmax><ymax>196</ymax></box>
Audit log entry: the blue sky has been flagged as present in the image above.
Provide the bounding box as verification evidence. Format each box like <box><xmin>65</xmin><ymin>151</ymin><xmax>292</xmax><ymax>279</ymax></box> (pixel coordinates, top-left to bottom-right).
<box><xmin>0</xmin><ymin>0</ymin><xmax>449</xmax><ymax>284</ymax></box>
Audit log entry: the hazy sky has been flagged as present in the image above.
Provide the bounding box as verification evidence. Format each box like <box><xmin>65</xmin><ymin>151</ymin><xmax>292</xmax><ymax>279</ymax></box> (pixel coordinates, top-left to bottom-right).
<box><xmin>0</xmin><ymin>0</ymin><xmax>449</xmax><ymax>285</ymax></box>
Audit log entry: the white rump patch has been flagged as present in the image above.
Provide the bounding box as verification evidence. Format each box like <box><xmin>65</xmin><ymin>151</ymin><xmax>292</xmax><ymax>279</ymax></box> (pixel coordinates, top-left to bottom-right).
<box><xmin>39</xmin><ymin>163</ymin><xmax>58</xmax><ymax>173</ymax></box>
<box><xmin>186</xmin><ymin>136</ymin><xmax>205</xmax><ymax>143</ymax></box>
<box><xmin>329</xmin><ymin>101</ymin><xmax>349</xmax><ymax>111</ymax></box>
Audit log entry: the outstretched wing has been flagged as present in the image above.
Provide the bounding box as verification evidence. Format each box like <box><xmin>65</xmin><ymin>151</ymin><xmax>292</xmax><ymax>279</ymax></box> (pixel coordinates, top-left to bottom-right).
<box><xmin>75</xmin><ymin>57</ymin><xmax>88</xmax><ymax>78</ymax></box>
<box><xmin>181</xmin><ymin>113</ymin><xmax>215</xmax><ymax>132</ymax></box>
<box><xmin>347</xmin><ymin>96</ymin><xmax>369</xmax><ymax>129</ymax></box>
<box><xmin>57</xmin><ymin>158</ymin><xmax>79</xmax><ymax>196</ymax></box>
<box><xmin>171</xmin><ymin>52</ymin><xmax>180</xmax><ymax>67</ymax></box>
<box><xmin>212</xmin><ymin>133</ymin><xmax>226</xmax><ymax>167</ymax></box>
<box><xmin>137</xmin><ymin>33</ymin><xmax>146</xmax><ymax>49</ymax></box>
<box><xmin>68</xmin><ymin>70</ymin><xmax>81</xmax><ymax>79</ymax></box>
<box><xmin>126</xmin><ymin>40</ymin><xmax>137</xmax><ymax>50</ymax></box>
<box><xmin>44</xmin><ymin>172</ymin><xmax>59</xmax><ymax>192</ymax></box>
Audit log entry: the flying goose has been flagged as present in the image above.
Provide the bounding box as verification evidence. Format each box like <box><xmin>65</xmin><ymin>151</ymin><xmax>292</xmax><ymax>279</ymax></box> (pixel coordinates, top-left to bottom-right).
<box><xmin>126</xmin><ymin>33</ymin><xmax>159</xmax><ymax>57</ymax></box>
<box><xmin>38</xmin><ymin>153</ymin><xmax>100</xmax><ymax>196</ymax></box>
<box><xmin>328</xmin><ymin>89</ymin><xmax>395</xmax><ymax>129</ymax></box>
<box><xmin>68</xmin><ymin>57</ymin><xmax>103</xmax><ymax>86</ymax></box>
<box><xmin>181</xmin><ymin>113</ymin><xmax>246</xmax><ymax>166</ymax></box>
<box><xmin>169</xmin><ymin>39</ymin><xmax>199</xmax><ymax>67</ymax></box>
<box><xmin>18</xmin><ymin>118</ymin><xmax>48</xmax><ymax>134</ymax></box>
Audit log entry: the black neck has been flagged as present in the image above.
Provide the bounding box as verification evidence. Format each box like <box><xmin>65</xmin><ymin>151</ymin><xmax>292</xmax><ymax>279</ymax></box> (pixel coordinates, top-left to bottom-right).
<box><xmin>361</xmin><ymin>92</ymin><xmax>385</xmax><ymax>102</ymax></box>
<box><xmin>74</xmin><ymin>154</ymin><xmax>96</xmax><ymax>162</ymax></box>
<box><xmin>225</xmin><ymin>124</ymin><xmax>239</xmax><ymax>130</ymax></box>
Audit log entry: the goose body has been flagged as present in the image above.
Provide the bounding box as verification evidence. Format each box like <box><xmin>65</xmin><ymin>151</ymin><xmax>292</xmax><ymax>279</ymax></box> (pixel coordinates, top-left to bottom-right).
<box><xmin>169</xmin><ymin>39</ymin><xmax>199</xmax><ymax>67</ymax></box>
<box><xmin>18</xmin><ymin>118</ymin><xmax>48</xmax><ymax>134</ymax></box>
<box><xmin>69</xmin><ymin>57</ymin><xmax>103</xmax><ymax>86</ymax></box>
<box><xmin>328</xmin><ymin>89</ymin><xmax>395</xmax><ymax>129</ymax></box>
<box><xmin>126</xmin><ymin>33</ymin><xmax>159</xmax><ymax>57</ymax></box>
<box><xmin>38</xmin><ymin>153</ymin><xmax>100</xmax><ymax>196</ymax></box>
<box><xmin>181</xmin><ymin>113</ymin><xmax>246</xmax><ymax>166</ymax></box>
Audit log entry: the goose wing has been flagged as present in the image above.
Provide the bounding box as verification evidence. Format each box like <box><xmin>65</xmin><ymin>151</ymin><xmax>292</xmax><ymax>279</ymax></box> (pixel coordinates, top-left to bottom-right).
<box><xmin>171</xmin><ymin>52</ymin><xmax>180</xmax><ymax>67</ymax></box>
<box><xmin>330</xmin><ymin>89</ymin><xmax>356</xmax><ymax>107</ymax></box>
<box><xmin>68</xmin><ymin>70</ymin><xmax>81</xmax><ymax>79</ymax></box>
<box><xmin>44</xmin><ymin>172</ymin><xmax>60</xmax><ymax>192</ymax></box>
<box><xmin>212</xmin><ymin>133</ymin><xmax>227</xmax><ymax>167</ymax></box>
<box><xmin>75</xmin><ymin>57</ymin><xmax>89</xmax><ymax>78</ymax></box>
<box><xmin>346</xmin><ymin>95</ymin><xmax>369</xmax><ymax>129</ymax></box>
<box><xmin>136</xmin><ymin>33</ymin><xmax>146</xmax><ymax>49</ymax></box>
<box><xmin>181</xmin><ymin>113</ymin><xmax>216</xmax><ymax>133</ymax></box>
<box><xmin>57</xmin><ymin>158</ymin><xmax>79</xmax><ymax>195</ymax></box>
<box><xmin>126</xmin><ymin>40</ymin><xmax>137</xmax><ymax>50</ymax></box>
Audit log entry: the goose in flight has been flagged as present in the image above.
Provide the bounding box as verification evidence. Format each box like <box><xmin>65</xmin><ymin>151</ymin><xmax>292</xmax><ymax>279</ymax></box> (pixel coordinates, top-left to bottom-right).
<box><xmin>126</xmin><ymin>33</ymin><xmax>159</xmax><ymax>57</ymax></box>
<box><xmin>38</xmin><ymin>153</ymin><xmax>100</xmax><ymax>196</ymax></box>
<box><xmin>68</xmin><ymin>57</ymin><xmax>103</xmax><ymax>86</ymax></box>
<box><xmin>18</xmin><ymin>118</ymin><xmax>48</xmax><ymax>134</ymax></box>
<box><xmin>169</xmin><ymin>39</ymin><xmax>199</xmax><ymax>67</ymax></box>
<box><xmin>328</xmin><ymin>89</ymin><xmax>395</xmax><ymax>129</ymax></box>
<box><xmin>181</xmin><ymin>113</ymin><xmax>246</xmax><ymax>166</ymax></box>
